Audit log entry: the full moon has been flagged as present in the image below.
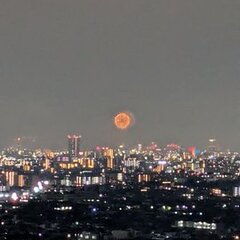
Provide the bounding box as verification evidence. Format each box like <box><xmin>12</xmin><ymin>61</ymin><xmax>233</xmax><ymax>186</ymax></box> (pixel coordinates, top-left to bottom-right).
<box><xmin>114</xmin><ymin>112</ymin><xmax>134</xmax><ymax>130</ymax></box>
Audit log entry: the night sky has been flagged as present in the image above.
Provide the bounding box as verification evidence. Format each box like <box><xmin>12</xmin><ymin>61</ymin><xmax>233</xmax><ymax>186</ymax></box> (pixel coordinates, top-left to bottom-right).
<box><xmin>1</xmin><ymin>1</ymin><xmax>240</xmax><ymax>150</ymax></box>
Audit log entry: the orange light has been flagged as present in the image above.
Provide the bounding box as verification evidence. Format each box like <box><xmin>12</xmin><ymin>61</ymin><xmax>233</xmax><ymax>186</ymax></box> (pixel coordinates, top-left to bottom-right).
<box><xmin>114</xmin><ymin>112</ymin><xmax>133</xmax><ymax>130</ymax></box>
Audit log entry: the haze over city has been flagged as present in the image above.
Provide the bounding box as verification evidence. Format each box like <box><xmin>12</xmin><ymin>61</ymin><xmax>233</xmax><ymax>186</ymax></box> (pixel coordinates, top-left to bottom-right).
<box><xmin>1</xmin><ymin>0</ymin><xmax>240</xmax><ymax>150</ymax></box>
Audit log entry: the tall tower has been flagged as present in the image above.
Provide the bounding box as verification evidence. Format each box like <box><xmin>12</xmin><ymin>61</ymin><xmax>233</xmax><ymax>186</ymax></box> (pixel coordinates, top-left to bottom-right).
<box><xmin>68</xmin><ymin>135</ymin><xmax>81</xmax><ymax>160</ymax></box>
<box><xmin>208</xmin><ymin>139</ymin><xmax>219</xmax><ymax>152</ymax></box>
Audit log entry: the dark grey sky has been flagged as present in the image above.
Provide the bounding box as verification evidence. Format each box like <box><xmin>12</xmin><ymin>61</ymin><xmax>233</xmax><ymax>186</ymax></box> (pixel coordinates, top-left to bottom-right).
<box><xmin>1</xmin><ymin>1</ymin><xmax>240</xmax><ymax>150</ymax></box>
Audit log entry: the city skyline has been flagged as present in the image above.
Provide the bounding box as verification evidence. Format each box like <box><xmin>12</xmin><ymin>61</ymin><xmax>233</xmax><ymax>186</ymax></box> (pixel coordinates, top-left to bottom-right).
<box><xmin>1</xmin><ymin>1</ymin><xmax>240</xmax><ymax>150</ymax></box>
<box><xmin>4</xmin><ymin>134</ymin><xmax>224</xmax><ymax>154</ymax></box>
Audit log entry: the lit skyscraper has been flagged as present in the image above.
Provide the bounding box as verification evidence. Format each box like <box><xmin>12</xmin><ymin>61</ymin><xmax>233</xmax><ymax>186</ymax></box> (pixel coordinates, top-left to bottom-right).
<box><xmin>68</xmin><ymin>135</ymin><xmax>81</xmax><ymax>160</ymax></box>
<box><xmin>208</xmin><ymin>138</ymin><xmax>219</xmax><ymax>152</ymax></box>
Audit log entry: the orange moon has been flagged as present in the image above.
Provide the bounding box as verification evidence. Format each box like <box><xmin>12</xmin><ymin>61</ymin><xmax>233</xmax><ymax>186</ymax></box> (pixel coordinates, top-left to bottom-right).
<box><xmin>114</xmin><ymin>112</ymin><xmax>134</xmax><ymax>130</ymax></box>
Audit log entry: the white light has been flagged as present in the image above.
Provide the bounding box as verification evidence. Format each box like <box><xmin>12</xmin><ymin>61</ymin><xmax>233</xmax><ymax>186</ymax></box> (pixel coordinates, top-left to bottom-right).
<box><xmin>11</xmin><ymin>192</ymin><xmax>18</xmax><ymax>201</ymax></box>
<box><xmin>33</xmin><ymin>187</ymin><xmax>40</xmax><ymax>193</ymax></box>
<box><xmin>38</xmin><ymin>182</ymin><xmax>43</xmax><ymax>190</ymax></box>
<box><xmin>158</xmin><ymin>160</ymin><xmax>167</xmax><ymax>165</ymax></box>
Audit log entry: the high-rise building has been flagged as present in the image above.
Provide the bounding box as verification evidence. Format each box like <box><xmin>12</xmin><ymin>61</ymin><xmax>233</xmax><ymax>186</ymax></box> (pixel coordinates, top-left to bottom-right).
<box><xmin>138</xmin><ymin>173</ymin><xmax>151</xmax><ymax>183</ymax></box>
<box><xmin>102</xmin><ymin>148</ymin><xmax>114</xmax><ymax>169</ymax></box>
<box><xmin>208</xmin><ymin>138</ymin><xmax>219</xmax><ymax>152</ymax></box>
<box><xmin>18</xmin><ymin>175</ymin><xmax>25</xmax><ymax>187</ymax></box>
<box><xmin>5</xmin><ymin>171</ymin><xmax>17</xmax><ymax>187</ymax></box>
<box><xmin>68</xmin><ymin>135</ymin><xmax>81</xmax><ymax>160</ymax></box>
<box><xmin>233</xmin><ymin>186</ymin><xmax>240</xmax><ymax>197</ymax></box>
